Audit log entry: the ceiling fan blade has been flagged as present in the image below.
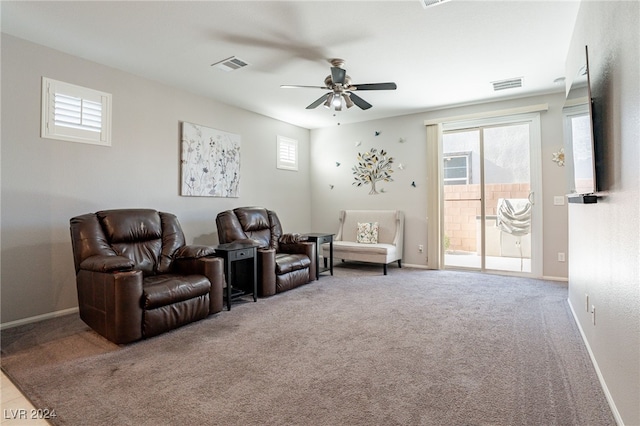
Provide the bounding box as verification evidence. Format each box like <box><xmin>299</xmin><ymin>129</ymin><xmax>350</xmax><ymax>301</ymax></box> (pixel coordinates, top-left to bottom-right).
<box><xmin>330</xmin><ymin>66</ymin><xmax>346</xmax><ymax>85</ymax></box>
<box><xmin>306</xmin><ymin>93</ymin><xmax>331</xmax><ymax>109</ymax></box>
<box><xmin>348</xmin><ymin>92</ymin><xmax>372</xmax><ymax>110</ymax></box>
<box><xmin>351</xmin><ymin>82</ymin><xmax>397</xmax><ymax>91</ymax></box>
<box><xmin>281</xmin><ymin>85</ymin><xmax>329</xmax><ymax>89</ymax></box>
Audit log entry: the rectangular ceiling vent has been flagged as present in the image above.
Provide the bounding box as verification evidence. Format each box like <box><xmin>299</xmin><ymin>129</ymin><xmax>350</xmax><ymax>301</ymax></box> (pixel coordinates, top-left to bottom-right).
<box><xmin>492</xmin><ymin>77</ymin><xmax>523</xmax><ymax>91</ymax></box>
<box><xmin>211</xmin><ymin>56</ymin><xmax>249</xmax><ymax>72</ymax></box>
<box><xmin>419</xmin><ymin>0</ymin><xmax>450</xmax><ymax>9</ymax></box>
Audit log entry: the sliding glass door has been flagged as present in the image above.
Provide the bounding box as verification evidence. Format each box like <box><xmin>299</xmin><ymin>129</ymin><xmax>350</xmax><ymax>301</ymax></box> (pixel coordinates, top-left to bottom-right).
<box><xmin>442</xmin><ymin>117</ymin><xmax>539</xmax><ymax>275</ymax></box>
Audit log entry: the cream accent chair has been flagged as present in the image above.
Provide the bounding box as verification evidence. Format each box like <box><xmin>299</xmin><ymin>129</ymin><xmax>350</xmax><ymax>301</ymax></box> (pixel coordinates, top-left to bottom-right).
<box><xmin>323</xmin><ymin>210</ymin><xmax>404</xmax><ymax>275</ymax></box>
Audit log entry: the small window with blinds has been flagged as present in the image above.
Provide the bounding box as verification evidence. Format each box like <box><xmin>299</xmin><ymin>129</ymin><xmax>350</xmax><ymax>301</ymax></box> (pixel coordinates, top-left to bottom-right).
<box><xmin>443</xmin><ymin>152</ymin><xmax>471</xmax><ymax>185</ymax></box>
<box><xmin>41</xmin><ymin>77</ymin><xmax>112</xmax><ymax>146</ymax></box>
<box><xmin>276</xmin><ymin>136</ymin><xmax>298</xmax><ymax>171</ymax></box>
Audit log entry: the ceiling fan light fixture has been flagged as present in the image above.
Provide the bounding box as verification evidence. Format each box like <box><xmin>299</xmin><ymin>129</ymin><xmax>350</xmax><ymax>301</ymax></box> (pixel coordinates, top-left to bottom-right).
<box><xmin>323</xmin><ymin>95</ymin><xmax>332</xmax><ymax>109</ymax></box>
<box><xmin>332</xmin><ymin>93</ymin><xmax>343</xmax><ymax>108</ymax></box>
<box><xmin>333</xmin><ymin>96</ymin><xmax>343</xmax><ymax>111</ymax></box>
<box><xmin>343</xmin><ymin>93</ymin><xmax>354</xmax><ymax>109</ymax></box>
<box><xmin>324</xmin><ymin>93</ymin><xmax>344</xmax><ymax>111</ymax></box>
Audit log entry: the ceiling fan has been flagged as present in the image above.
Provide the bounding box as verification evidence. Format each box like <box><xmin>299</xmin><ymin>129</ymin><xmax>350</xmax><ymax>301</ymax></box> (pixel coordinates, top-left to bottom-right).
<box><xmin>281</xmin><ymin>59</ymin><xmax>397</xmax><ymax>111</ymax></box>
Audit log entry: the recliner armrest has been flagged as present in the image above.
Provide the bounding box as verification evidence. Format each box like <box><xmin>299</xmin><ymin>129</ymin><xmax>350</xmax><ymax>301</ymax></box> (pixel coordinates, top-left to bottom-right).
<box><xmin>76</xmin><ymin>269</ymin><xmax>144</xmax><ymax>344</ymax></box>
<box><xmin>173</xmin><ymin>256</ymin><xmax>225</xmax><ymax>314</ymax></box>
<box><xmin>258</xmin><ymin>247</ymin><xmax>276</xmax><ymax>258</ymax></box>
<box><xmin>79</xmin><ymin>255</ymin><xmax>134</xmax><ymax>273</ymax></box>
<box><xmin>175</xmin><ymin>245</ymin><xmax>216</xmax><ymax>259</ymax></box>
<box><xmin>278</xmin><ymin>241</ymin><xmax>312</xmax><ymax>255</ymax></box>
<box><xmin>279</xmin><ymin>241</ymin><xmax>316</xmax><ymax>281</ymax></box>
<box><xmin>257</xmin><ymin>248</ymin><xmax>276</xmax><ymax>297</ymax></box>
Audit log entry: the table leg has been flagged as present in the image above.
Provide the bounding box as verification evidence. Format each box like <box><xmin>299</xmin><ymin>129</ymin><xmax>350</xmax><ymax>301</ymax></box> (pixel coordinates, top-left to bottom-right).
<box><xmin>329</xmin><ymin>239</ymin><xmax>334</xmax><ymax>275</ymax></box>
<box><xmin>252</xmin><ymin>248</ymin><xmax>257</xmax><ymax>302</ymax></box>
<box><xmin>316</xmin><ymin>240</ymin><xmax>321</xmax><ymax>280</ymax></box>
<box><xmin>226</xmin><ymin>258</ymin><xmax>232</xmax><ymax>311</ymax></box>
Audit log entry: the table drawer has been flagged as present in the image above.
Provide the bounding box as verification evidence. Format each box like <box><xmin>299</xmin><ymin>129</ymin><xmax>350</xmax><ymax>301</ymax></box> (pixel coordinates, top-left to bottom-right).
<box><xmin>317</xmin><ymin>235</ymin><xmax>332</xmax><ymax>244</ymax></box>
<box><xmin>229</xmin><ymin>248</ymin><xmax>254</xmax><ymax>261</ymax></box>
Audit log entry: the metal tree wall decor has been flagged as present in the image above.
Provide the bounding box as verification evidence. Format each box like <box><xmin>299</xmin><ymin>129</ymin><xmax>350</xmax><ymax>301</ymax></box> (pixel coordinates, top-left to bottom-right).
<box><xmin>352</xmin><ymin>148</ymin><xmax>394</xmax><ymax>194</ymax></box>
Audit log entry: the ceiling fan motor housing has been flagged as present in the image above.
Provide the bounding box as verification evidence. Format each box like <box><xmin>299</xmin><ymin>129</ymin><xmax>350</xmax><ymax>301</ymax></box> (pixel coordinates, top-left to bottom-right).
<box><xmin>325</xmin><ymin>75</ymin><xmax>352</xmax><ymax>91</ymax></box>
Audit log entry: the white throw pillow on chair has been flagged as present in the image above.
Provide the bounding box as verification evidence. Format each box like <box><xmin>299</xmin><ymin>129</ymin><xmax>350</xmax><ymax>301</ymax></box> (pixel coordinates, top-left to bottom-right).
<box><xmin>357</xmin><ymin>222</ymin><xmax>379</xmax><ymax>244</ymax></box>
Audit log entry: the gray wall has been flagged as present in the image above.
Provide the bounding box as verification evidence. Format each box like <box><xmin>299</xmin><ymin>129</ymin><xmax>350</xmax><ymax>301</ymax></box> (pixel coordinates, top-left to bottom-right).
<box><xmin>310</xmin><ymin>92</ymin><xmax>569</xmax><ymax>279</ymax></box>
<box><xmin>1</xmin><ymin>35</ymin><xmax>311</xmax><ymax>324</ymax></box>
<box><xmin>565</xmin><ymin>1</ymin><xmax>640</xmax><ymax>425</ymax></box>
<box><xmin>0</xmin><ymin>33</ymin><xmax>572</xmax><ymax>322</ymax></box>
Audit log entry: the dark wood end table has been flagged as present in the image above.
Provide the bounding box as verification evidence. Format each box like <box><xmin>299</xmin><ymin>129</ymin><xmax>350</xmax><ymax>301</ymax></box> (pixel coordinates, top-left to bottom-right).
<box><xmin>303</xmin><ymin>233</ymin><xmax>334</xmax><ymax>279</ymax></box>
<box><xmin>214</xmin><ymin>241</ymin><xmax>260</xmax><ymax>310</ymax></box>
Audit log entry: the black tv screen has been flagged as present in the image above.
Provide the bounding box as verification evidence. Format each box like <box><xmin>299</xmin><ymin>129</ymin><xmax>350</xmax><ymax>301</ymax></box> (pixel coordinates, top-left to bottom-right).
<box><xmin>564</xmin><ymin>46</ymin><xmax>599</xmax><ymax>202</ymax></box>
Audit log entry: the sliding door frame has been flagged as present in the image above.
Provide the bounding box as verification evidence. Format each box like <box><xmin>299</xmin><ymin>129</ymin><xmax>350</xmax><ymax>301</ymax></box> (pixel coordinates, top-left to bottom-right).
<box><xmin>429</xmin><ymin>112</ymin><xmax>543</xmax><ymax>277</ymax></box>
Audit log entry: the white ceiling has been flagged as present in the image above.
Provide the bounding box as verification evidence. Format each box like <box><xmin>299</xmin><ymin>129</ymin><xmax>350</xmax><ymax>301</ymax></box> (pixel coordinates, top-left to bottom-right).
<box><xmin>1</xmin><ymin>0</ymin><xmax>580</xmax><ymax>129</ymax></box>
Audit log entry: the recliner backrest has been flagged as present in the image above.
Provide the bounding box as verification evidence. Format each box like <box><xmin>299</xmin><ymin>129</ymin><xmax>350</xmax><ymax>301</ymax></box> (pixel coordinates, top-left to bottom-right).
<box><xmin>234</xmin><ymin>207</ymin><xmax>272</xmax><ymax>248</ymax></box>
<box><xmin>216</xmin><ymin>207</ymin><xmax>283</xmax><ymax>250</ymax></box>
<box><xmin>70</xmin><ymin>209</ymin><xmax>186</xmax><ymax>276</ymax></box>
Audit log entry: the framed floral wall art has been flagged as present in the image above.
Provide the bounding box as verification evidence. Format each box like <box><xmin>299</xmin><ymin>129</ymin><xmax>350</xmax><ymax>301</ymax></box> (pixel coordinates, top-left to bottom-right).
<box><xmin>181</xmin><ymin>122</ymin><xmax>241</xmax><ymax>197</ymax></box>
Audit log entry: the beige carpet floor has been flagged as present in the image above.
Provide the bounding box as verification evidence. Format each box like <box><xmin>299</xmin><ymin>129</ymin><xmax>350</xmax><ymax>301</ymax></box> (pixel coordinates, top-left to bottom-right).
<box><xmin>1</xmin><ymin>265</ymin><xmax>615</xmax><ymax>425</ymax></box>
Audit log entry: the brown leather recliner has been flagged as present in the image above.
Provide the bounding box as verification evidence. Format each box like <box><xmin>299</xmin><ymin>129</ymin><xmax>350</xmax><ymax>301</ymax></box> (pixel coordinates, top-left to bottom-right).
<box><xmin>70</xmin><ymin>209</ymin><xmax>225</xmax><ymax>344</ymax></box>
<box><xmin>215</xmin><ymin>207</ymin><xmax>316</xmax><ymax>297</ymax></box>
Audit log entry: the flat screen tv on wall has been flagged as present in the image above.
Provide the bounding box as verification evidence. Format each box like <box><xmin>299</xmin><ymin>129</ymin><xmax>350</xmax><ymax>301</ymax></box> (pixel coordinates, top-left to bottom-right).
<box><xmin>564</xmin><ymin>46</ymin><xmax>600</xmax><ymax>204</ymax></box>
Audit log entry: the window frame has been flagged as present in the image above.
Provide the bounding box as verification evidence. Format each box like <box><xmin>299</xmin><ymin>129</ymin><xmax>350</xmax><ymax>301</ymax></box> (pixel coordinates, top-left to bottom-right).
<box><xmin>443</xmin><ymin>151</ymin><xmax>471</xmax><ymax>185</ymax></box>
<box><xmin>41</xmin><ymin>77</ymin><xmax>112</xmax><ymax>146</ymax></box>
<box><xmin>276</xmin><ymin>135</ymin><xmax>298</xmax><ymax>171</ymax></box>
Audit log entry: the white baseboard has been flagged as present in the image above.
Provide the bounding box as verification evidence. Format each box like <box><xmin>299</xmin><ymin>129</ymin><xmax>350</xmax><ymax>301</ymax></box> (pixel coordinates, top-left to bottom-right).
<box><xmin>401</xmin><ymin>264</ymin><xmax>569</xmax><ymax>282</ymax></box>
<box><xmin>402</xmin><ymin>263</ymin><xmax>433</xmax><ymax>269</ymax></box>
<box><xmin>567</xmin><ymin>299</ymin><xmax>624</xmax><ymax>425</ymax></box>
<box><xmin>542</xmin><ymin>275</ymin><xmax>569</xmax><ymax>282</ymax></box>
<box><xmin>0</xmin><ymin>307</ymin><xmax>79</xmax><ymax>331</ymax></box>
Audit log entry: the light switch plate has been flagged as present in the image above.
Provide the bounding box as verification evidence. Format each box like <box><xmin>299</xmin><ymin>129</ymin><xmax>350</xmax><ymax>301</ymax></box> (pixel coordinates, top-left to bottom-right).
<box><xmin>554</xmin><ymin>196</ymin><xmax>565</xmax><ymax>206</ymax></box>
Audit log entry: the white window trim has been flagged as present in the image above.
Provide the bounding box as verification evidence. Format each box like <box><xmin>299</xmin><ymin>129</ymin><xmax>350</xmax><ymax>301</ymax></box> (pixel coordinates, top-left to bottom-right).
<box><xmin>41</xmin><ymin>77</ymin><xmax>112</xmax><ymax>146</ymax></box>
<box><xmin>276</xmin><ymin>135</ymin><xmax>298</xmax><ymax>171</ymax></box>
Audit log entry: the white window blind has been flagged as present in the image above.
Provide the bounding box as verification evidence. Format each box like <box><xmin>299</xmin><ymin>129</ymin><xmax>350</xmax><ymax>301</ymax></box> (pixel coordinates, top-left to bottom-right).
<box><xmin>41</xmin><ymin>77</ymin><xmax>112</xmax><ymax>146</ymax></box>
<box><xmin>276</xmin><ymin>136</ymin><xmax>298</xmax><ymax>171</ymax></box>
<box><xmin>54</xmin><ymin>93</ymin><xmax>102</xmax><ymax>132</ymax></box>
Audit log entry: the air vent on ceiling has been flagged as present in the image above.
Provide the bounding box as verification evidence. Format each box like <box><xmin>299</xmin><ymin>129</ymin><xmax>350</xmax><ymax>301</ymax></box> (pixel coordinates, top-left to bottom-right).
<box><xmin>419</xmin><ymin>0</ymin><xmax>450</xmax><ymax>9</ymax></box>
<box><xmin>211</xmin><ymin>56</ymin><xmax>249</xmax><ymax>72</ymax></box>
<box><xmin>492</xmin><ymin>77</ymin><xmax>523</xmax><ymax>91</ymax></box>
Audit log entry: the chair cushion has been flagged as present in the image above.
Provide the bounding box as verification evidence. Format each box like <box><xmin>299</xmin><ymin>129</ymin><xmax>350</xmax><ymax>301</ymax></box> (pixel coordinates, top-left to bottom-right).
<box><xmin>275</xmin><ymin>253</ymin><xmax>310</xmax><ymax>275</ymax></box>
<box><xmin>98</xmin><ymin>209</ymin><xmax>162</xmax><ymax>243</ymax></box>
<box><xmin>235</xmin><ymin>207</ymin><xmax>270</xmax><ymax>231</ymax></box>
<box><xmin>94</xmin><ymin>209</ymin><xmax>188</xmax><ymax>275</ymax></box>
<box><xmin>332</xmin><ymin>241</ymin><xmax>396</xmax><ymax>255</ymax></box>
<box><xmin>234</xmin><ymin>207</ymin><xmax>274</xmax><ymax>248</ymax></box>
<box><xmin>143</xmin><ymin>274</ymin><xmax>211</xmax><ymax>309</ymax></box>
